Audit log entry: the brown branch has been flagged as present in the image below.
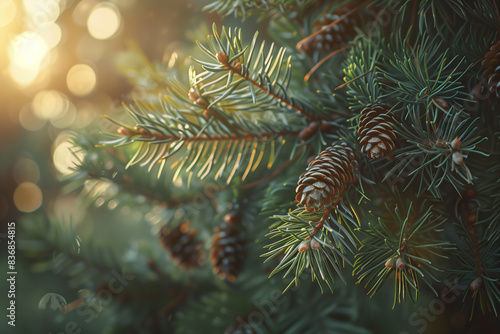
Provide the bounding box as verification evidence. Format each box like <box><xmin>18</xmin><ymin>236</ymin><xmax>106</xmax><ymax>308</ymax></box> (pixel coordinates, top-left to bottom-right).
<box><xmin>304</xmin><ymin>45</ymin><xmax>351</xmax><ymax>82</ymax></box>
<box><xmin>465</xmin><ymin>209</ymin><xmax>483</xmax><ymax>276</ymax></box>
<box><xmin>123</xmin><ymin>126</ymin><xmax>300</xmax><ymax>143</ymax></box>
<box><xmin>308</xmin><ymin>210</ymin><xmax>331</xmax><ymax>239</ymax></box>
<box><xmin>335</xmin><ymin>67</ymin><xmax>374</xmax><ymax>90</ymax></box>
<box><xmin>147</xmin><ymin>258</ymin><xmax>168</xmax><ymax>279</ymax></box>
<box><xmin>60</xmin><ymin>298</ymin><xmax>86</xmax><ymax>314</ymax></box>
<box><xmin>217</xmin><ymin>56</ymin><xmax>316</xmax><ymax>122</ymax></box>
<box><xmin>458</xmin><ymin>191</ymin><xmax>483</xmax><ymax>277</ymax></box>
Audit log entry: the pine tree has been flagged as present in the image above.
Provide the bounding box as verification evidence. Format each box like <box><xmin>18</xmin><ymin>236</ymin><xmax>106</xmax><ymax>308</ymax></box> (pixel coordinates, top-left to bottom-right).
<box><xmin>18</xmin><ymin>0</ymin><xmax>500</xmax><ymax>333</ymax></box>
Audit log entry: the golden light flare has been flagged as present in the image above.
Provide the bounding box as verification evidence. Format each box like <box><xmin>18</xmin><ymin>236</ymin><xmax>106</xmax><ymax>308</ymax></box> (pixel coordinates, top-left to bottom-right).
<box><xmin>0</xmin><ymin>0</ymin><xmax>17</xmax><ymax>27</ymax></box>
<box><xmin>87</xmin><ymin>3</ymin><xmax>121</xmax><ymax>40</ymax></box>
<box><xmin>13</xmin><ymin>182</ymin><xmax>43</xmax><ymax>212</ymax></box>
<box><xmin>8</xmin><ymin>31</ymin><xmax>48</xmax><ymax>85</ymax></box>
<box><xmin>23</xmin><ymin>0</ymin><xmax>60</xmax><ymax>27</ymax></box>
<box><xmin>66</xmin><ymin>64</ymin><xmax>97</xmax><ymax>96</ymax></box>
<box><xmin>32</xmin><ymin>90</ymin><xmax>68</xmax><ymax>119</ymax></box>
<box><xmin>37</xmin><ymin>23</ymin><xmax>62</xmax><ymax>49</ymax></box>
<box><xmin>6</xmin><ymin>1</ymin><xmax>64</xmax><ymax>85</ymax></box>
<box><xmin>53</xmin><ymin>133</ymin><xmax>85</xmax><ymax>176</ymax></box>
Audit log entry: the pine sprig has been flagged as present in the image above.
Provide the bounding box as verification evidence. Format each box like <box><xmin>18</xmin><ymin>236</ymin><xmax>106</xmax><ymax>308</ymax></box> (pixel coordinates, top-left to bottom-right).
<box><xmin>354</xmin><ymin>200</ymin><xmax>453</xmax><ymax>308</ymax></box>
<box><xmin>263</xmin><ymin>201</ymin><xmax>359</xmax><ymax>293</ymax></box>
<box><xmin>381</xmin><ymin>33</ymin><xmax>470</xmax><ymax>112</ymax></box>
<box><xmin>99</xmin><ymin>25</ymin><xmax>316</xmax><ymax>184</ymax></box>
<box><xmin>100</xmin><ymin>94</ymin><xmax>302</xmax><ymax>184</ymax></box>
<box><xmin>384</xmin><ymin>106</ymin><xmax>488</xmax><ymax>197</ymax></box>
<box><xmin>343</xmin><ymin>38</ymin><xmax>383</xmax><ymax>109</ymax></box>
<box><xmin>453</xmin><ymin>191</ymin><xmax>500</xmax><ymax>318</ymax></box>
<box><xmin>193</xmin><ymin>24</ymin><xmax>316</xmax><ymax>122</ymax></box>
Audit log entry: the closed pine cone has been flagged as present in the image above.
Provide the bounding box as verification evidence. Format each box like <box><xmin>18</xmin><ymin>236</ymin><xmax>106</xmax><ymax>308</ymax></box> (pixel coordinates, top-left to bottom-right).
<box><xmin>295</xmin><ymin>142</ymin><xmax>358</xmax><ymax>211</ymax></box>
<box><xmin>303</xmin><ymin>6</ymin><xmax>361</xmax><ymax>56</ymax></box>
<box><xmin>482</xmin><ymin>39</ymin><xmax>500</xmax><ymax>97</ymax></box>
<box><xmin>357</xmin><ymin>104</ymin><xmax>397</xmax><ymax>159</ymax></box>
<box><xmin>211</xmin><ymin>223</ymin><xmax>246</xmax><ymax>282</ymax></box>
<box><xmin>159</xmin><ymin>222</ymin><xmax>205</xmax><ymax>270</ymax></box>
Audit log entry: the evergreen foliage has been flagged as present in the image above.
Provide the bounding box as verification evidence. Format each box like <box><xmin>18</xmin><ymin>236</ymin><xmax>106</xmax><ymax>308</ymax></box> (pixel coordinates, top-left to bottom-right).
<box><xmin>19</xmin><ymin>0</ymin><xmax>500</xmax><ymax>333</ymax></box>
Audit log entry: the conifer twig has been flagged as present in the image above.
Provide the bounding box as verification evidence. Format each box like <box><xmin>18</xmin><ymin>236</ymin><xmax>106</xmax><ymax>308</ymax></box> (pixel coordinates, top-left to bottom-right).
<box><xmin>305</xmin><ymin>45</ymin><xmax>351</xmax><ymax>82</ymax></box>
<box><xmin>218</xmin><ymin>55</ymin><xmax>316</xmax><ymax>121</ymax></box>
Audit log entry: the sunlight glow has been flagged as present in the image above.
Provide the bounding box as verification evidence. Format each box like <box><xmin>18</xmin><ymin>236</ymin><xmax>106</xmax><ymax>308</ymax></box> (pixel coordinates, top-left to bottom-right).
<box><xmin>87</xmin><ymin>3</ymin><xmax>121</xmax><ymax>40</ymax></box>
<box><xmin>66</xmin><ymin>64</ymin><xmax>97</xmax><ymax>96</ymax></box>
<box><xmin>8</xmin><ymin>31</ymin><xmax>48</xmax><ymax>85</ymax></box>
<box><xmin>0</xmin><ymin>0</ymin><xmax>17</xmax><ymax>27</ymax></box>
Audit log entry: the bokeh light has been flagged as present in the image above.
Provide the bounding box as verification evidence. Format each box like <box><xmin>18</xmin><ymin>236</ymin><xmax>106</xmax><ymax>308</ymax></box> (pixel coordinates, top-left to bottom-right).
<box><xmin>23</xmin><ymin>0</ymin><xmax>60</xmax><ymax>28</ymax></box>
<box><xmin>8</xmin><ymin>31</ymin><xmax>48</xmax><ymax>85</ymax></box>
<box><xmin>52</xmin><ymin>133</ymin><xmax>85</xmax><ymax>176</ymax></box>
<box><xmin>50</xmin><ymin>104</ymin><xmax>77</xmax><ymax>128</ymax></box>
<box><xmin>37</xmin><ymin>23</ymin><xmax>62</xmax><ymax>49</ymax></box>
<box><xmin>13</xmin><ymin>182</ymin><xmax>43</xmax><ymax>212</ymax></box>
<box><xmin>31</xmin><ymin>90</ymin><xmax>78</xmax><ymax>128</ymax></box>
<box><xmin>32</xmin><ymin>90</ymin><xmax>69</xmax><ymax>119</ymax></box>
<box><xmin>87</xmin><ymin>3</ymin><xmax>121</xmax><ymax>40</ymax></box>
<box><xmin>0</xmin><ymin>0</ymin><xmax>17</xmax><ymax>27</ymax></box>
<box><xmin>66</xmin><ymin>64</ymin><xmax>97</xmax><ymax>96</ymax></box>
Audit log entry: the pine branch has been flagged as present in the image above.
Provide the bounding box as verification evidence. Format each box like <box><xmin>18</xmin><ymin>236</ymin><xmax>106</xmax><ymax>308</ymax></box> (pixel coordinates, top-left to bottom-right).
<box><xmin>343</xmin><ymin>38</ymin><xmax>383</xmax><ymax>109</ymax></box>
<box><xmin>381</xmin><ymin>32</ymin><xmax>470</xmax><ymax>111</ymax></box>
<box><xmin>354</xmin><ymin>199</ymin><xmax>453</xmax><ymax>308</ymax></box>
<box><xmin>453</xmin><ymin>189</ymin><xmax>500</xmax><ymax>318</ymax></box>
<box><xmin>194</xmin><ymin>24</ymin><xmax>316</xmax><ymax>122</ymax></box>
<box><xmin>263</xmin><ymin>200</ymin><xmax>359</xmax><ymax>293</ymax></box>
<box><xmin>100</xmin><ymin>93</ymin><xmax>302</xmax><ymax>184</ymax></box>
<box><xmin>383</xmin><ymin>106</ymin><xmax>488</xmax><ymax>197</ymax></box>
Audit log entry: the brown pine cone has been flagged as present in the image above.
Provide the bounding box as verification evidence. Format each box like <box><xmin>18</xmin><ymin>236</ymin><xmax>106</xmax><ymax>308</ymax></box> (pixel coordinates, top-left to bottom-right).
<box><xmin>159</xmin><ymin>222</ymin><xmax>205</xmax><ymax>270</ymax></box>
<box><xmin>482</xmin><ymin>39</ymin><xmax>500</xmax><ymax>97</ymax></box>
<box><xmin>302</xmin><ymin>7</ymin><xmax>361</xmax><ymax>56</ymax></box>
<box><xmin>357</xmin><ymin>104</ymin><xmax>397</xmax><ymax>159</ymax></box>
<box><xmin>210</xmin><ymin>222</ymin><xmax>246</xmax><ymax>282</ymax></box>
<box><xmin>295</xmin><ymin>142</ymin><xmax>358</xmax><ymax>211</ymax></box>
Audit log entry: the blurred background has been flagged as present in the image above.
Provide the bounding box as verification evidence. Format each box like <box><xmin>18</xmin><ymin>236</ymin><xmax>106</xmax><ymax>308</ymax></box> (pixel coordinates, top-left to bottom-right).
<box><xmin>3</xmin><ymin>1</ymin><xmax>499</xmax><ymax>333</ymax></box>
<box><xmin>0</xmin><ymin>0</ymin><xmax>217</xmax><ymax>332</ymax></box>
<box><xmin>0</xmin><ymin>0</ymin><xmax>215</xmax><ymax>224</ymax></box>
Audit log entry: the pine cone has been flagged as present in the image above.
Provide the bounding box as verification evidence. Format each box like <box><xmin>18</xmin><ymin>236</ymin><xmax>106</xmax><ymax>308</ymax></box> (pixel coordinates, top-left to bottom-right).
<box><xmin>303</xmin><ymin>7</ymin><xmax>360</xmax><ymax>55</ymax></box>
<box><xmin>295</xmin><ymin>142</ymin><xmax>358</xmax><ymax>211</ymax></box>
<box><xmin>159</xmin><ymin>222</ymin><xmax>205</xmax><ymax>270</ymax></box>
<box><xmin>357</xmin><ymin>104</ymin><xmax>397</xmax><ymax>159</ymax></box>
<box><xmin>482</xmin><ymin>39</ymin><xmax>500</xmax><ymax>97</ymax></box>
<box><xmin>210</xmin><ymin>222</ymin><xmax>246</xmax><ymax>282</ymax></box>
